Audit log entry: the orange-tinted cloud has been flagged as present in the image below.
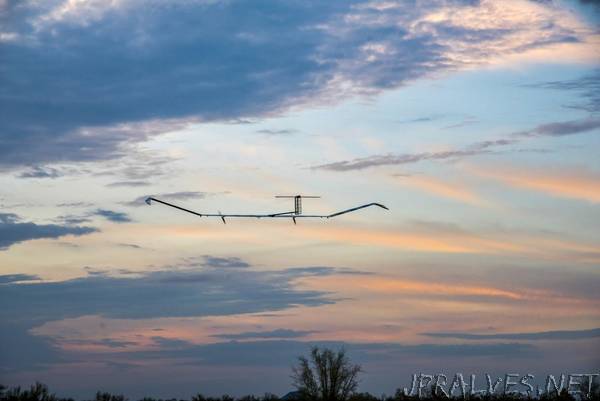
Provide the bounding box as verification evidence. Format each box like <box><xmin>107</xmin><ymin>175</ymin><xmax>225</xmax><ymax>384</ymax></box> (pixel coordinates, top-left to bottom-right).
<box><xmin>305</xmin><ymin>274</ymin><xmax>525</xmax><ymax>301</ymax></box>
<box><xmin>418</xmin><ymin>0</ymin><xmax>600</xmax><ymax>66</ymax></box>
<box><xmin>477</xmin><ymin>167</ymin><xmax>600</xmax><ymax>203</ymax></box>
<box><xmin>143</xmin><ymin>219</ymin><xmax>598</xmax><ymax>262</ymax></box>
<box><xmin>393</xmin><ymin>175</ymin><xmax>484</xmax><ymax>205</ymax></box>
<box><xmin>295</xmin><ymin>224</ymin><xmax>523</xmax><ymax>254</ymax></box>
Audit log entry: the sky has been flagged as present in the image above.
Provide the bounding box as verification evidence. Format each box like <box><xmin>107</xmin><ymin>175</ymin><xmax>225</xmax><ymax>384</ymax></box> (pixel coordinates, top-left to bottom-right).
<box><xmin>0</xmin><ymin>0</ymin><xmax>599</xmax><ymax>398</ymax></box>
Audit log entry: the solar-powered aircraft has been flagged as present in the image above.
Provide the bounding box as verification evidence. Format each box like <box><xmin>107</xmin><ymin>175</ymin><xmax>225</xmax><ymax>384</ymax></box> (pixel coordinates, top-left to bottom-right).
<box><xmin>145</xmin><ymin>195</ymin><xmax>388</xmax><ymax>224</ymax></box>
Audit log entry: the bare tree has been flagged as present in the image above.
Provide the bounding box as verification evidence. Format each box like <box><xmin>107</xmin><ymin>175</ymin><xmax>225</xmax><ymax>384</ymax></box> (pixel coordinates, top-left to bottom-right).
<box><xmin>291</xmin><ymin>347</ymin><xmax>361</xmax><ymax>401</ymax></box>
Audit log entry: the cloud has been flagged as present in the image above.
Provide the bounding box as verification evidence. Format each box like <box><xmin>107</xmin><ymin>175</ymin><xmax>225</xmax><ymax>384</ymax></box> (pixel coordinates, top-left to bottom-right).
<box><xmin>56</xmin><ymin>214</ymin><xmax>93</xmax><ymax>225</ymax></box>
<box><xmin>64</xmin><ymin>338</ymin><xmax>139</xmax><ymax>349</ymax></box>
<box><xmin>5</xmin><ymin>255</ymin><xmax>593</xmax><ymax>392</ymax></box>
<box><xmin>318</xmin><ymin>273</ymin><xmax>530</xmax><ymax>304</ymax></box>
<box><xmin>383</xmin><ymin>260</ymin><xmax>600</xmax><ymax>304</ymax></box>
<box><xmin>0</xmin><ymin>258</ymin><xmax>374</xmax><ymax>350</ymax></box>
<box><xmin>292</xmin><ymin>223</ymin><xmax>514</xmax><ymax>254</ymax></box>
<box><xmin>393</xmin><ymin>175</ymin><xmax>484</xmax><ymax>205</ymax></box>
<box><xmin>0</xmin><ymin>256</ymin><xmax>348</xmax><ymax>371</ymax></box>
<box><xmin>312</xmin><ymin>117</ymin><xmax>599</xmax><ymax>171</ymax></box>
<box><xmin>150</xmin><ymin>336</ymin><xmax>195</xmax><ymax>350</ymax></box>
<box><xmin>202</xmin><ymin>256</ymin><xmax>251</xmax><ymax>269</ymax></box>
<box><xmin>117</xmin><ymin>243</ymin><xmax>142</xmax><ymax>249</ymax></box>
<box><xmin>278</xmin><ymin>266</ymin><xmax>372</xmax><ymax>277</ymax></box>
<box><xmin>0</xmin><ymin>258</ymin><xmax>339</xmax><ymax>325</ymax></box>
<box><xmin>1</xmin><ymin>0</ymin><xmax>594</xmax><ymax>168</ymax></box>
<box><xmin>517</xmin><ymin>117</ymin><xmax>600</xmax><ymax>137</ymax></box>
<box><xmin>95</xmin><ymin>338</ymin><xmax>138</xmax><ymax>348</ymax></box>
<box><xmin>442</xmin><ymin>117</ymin><xmax>479</xmax><ymax>130</ymax></box>
<box><xmin>17</xmin><ymin>165</ymin><xmax>61</xmax><ymax>178</ymax></box>
<box><xmin>93</xmin><ymin>209</ymin><xmax>132</xmax><ymax>223</ymax></box>
<box><xmin>255</xmin><ymin>129</ymin><xmax>298</xmax><ymax>136</ymax></box>
<box><xmin>94</xmin><ymin>151</ymin><xmax>180</xmax><ymax>181</ymax></box>
<box><xmin>0</xmin><ymin>273</ymin><xmax>40</xmax><ymax>284</ymax></box>
<box><xmin>0</xmin><ymin>212</ymin><xmax>97</xmax><ymax>250</ymax></box>
<box><xmin>469</xmin><ymin>138</ymin><xmax>521</xmax><ymax>150</ymax></box>
<box><xmin>395</xmin><ymin>116</ymin><xmax>443</xmax><ymax>124</ymax></box>
<box><xmin>524</xmin><ymin>69</ymin><xmax>600</xmax><ymax>112</ymax></box>
<box><xmin>291</xmin><ymin>222</ymin><xmax>600</xmax><ymax>264</ymax></box>
<box><xmin>422</xmin><ymin>327</ymin><xmax>600</xmax><ymax>341</ymax></box>
<box><xmin>0</xmin><ymin>322</ymin><xmax>63</xmax><ymax>371</ymax></box>
<box><xmin>474</xmin><ymin>166</ymin><xmax>600</xmax><ymax>203</ymax></box>
<box><xmin>0</xmin><ymin>116</ymin><xmax>192</xmax><ymax>170</ymax></box>
<box><xmin>106</xmin><ymin>181</ymin><xmax>152</xmax><ymax>188</ymax></box>
<box><xmin>213</xmin><ymin>329</ymin><xmax>316</xmax><ymax>340</ymax></box>
<box><xmin>105</xmin><ymin>339</ymin><xmax>538</xmax><ymax>368</ymax></box>
<box><xmin>313</xmin><ymin>149</ymin><xmax>488</xmax><ymax>171</ymax></box>
<box><xmin>56</xmin><ymin>202</ymin><xmax>94</xmax><ymax>208</ymax></box>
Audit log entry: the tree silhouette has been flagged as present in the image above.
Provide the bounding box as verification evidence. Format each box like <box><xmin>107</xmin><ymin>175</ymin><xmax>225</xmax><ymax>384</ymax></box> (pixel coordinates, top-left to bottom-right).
<box><xmin>2</xmin><ymin>381</ymin><xmax>600</xmax><ymax>401</ymax></box>
<box><xmin>0</xmin><ymin>382</ymin><xmax>69</xmax><ymax>401</ymax></box>
<box><xmin>94</xmin><ymin>392</ymin><xmax>126</xmax><ymax>401</ymax></box>
<box><xmin>291</xmin><ymin>347</ymin><xmax>361</xmax><ymax>401</ymax></box>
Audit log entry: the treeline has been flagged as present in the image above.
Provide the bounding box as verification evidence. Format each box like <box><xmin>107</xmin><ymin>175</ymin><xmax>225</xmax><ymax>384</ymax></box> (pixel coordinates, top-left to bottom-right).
<box><xmin>1</xmin><ymin>383</ymin><xmax>599</xmax><ymax>401</ymax></box>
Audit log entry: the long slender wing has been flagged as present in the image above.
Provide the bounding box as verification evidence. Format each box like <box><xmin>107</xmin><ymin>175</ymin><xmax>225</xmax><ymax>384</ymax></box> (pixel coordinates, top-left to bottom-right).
<box><xmin>145</xmin><ymin>197</ymin><xmax>205</xmax><ymax>217</ymax></box>
<box><xmin>327</xmin><ymin>202</ymin><xmax>389</xmax><ymax>218</ymax></box>
<box><xmin>145</xmin><ymin>197</ymin><xmax>292</xmax><ymax>218</ymax></box>
<box><xmin>146</xmin><ymin>197</ymin><xmax>388</xmax><ymax>219</ymax></box>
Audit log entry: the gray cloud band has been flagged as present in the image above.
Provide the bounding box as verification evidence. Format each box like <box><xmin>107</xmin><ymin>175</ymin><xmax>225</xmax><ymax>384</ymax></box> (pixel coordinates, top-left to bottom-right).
<box><xmin>0</xmin><ymin>212</ymin><xmax>97</xmax><ymax>250</ymax></box>
<box><xmin>1</xmin><ymin>0</ymin><xmax>591</xmax><ymax>169</ymax></box>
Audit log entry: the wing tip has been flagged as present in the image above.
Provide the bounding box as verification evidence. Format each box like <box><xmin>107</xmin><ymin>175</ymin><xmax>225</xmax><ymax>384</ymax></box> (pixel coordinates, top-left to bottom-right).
<box><xmin>374</xmin><ymin>202</ymin><xmax>389</xmax><ymax>210</ymax></box>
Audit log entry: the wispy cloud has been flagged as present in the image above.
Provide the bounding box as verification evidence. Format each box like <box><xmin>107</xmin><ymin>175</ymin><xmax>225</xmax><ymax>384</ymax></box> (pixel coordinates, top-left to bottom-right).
<box><xmin>55</xmin><ymin>214</ymin><xmax>93</xmax><ymax>225</ymax></box>
<box><xmin>442</xmin><ymin>117</ymin><xmax>479</xmax><ymax>130</ymax></box>
<box><xmin>319</xmin><ymin>274</ymin><xmax>529</xmax><ymax>303</ymax></box>
<box><xmin>117</xmin><ymin>243</ymin><xmax>143</xmax><ymax>249</ymax></box>
<box><xmin>290</xmin><ymin>221</ymin><xmax>600</xmax><ymax>264</ymax></box>
<box><xmin>0</xmin><ymin>256</ymin><xmax>341</xmax><ymax>325</ymax></box>
<box><xmin>313</xmin><ymin>149</ymin><xmax>488</xmax><ymax>171</ymax></box>
<box><xmin>63</xmin><ymin>338</ymin><xmax>139</xmax><ymax>349</ymax></box>
<box><xmin>294</xmin><ymin>223</ymin><xmax>521</xmax><ymax>254</ymax></box>
<box><xmin>56</xmin><ymin>202</ymin><xmax>94</xmax><ymax>208</ymax></box>
<box><xmin>523</xmin><ymin>70</ymin><xmax>600</xmax><ymax>112</ymax></box>
<box><xmin>474</xmin><ymin>166</ymin><xmax>600</xmax><ymax>203</ymax></box>
<box><xmin>255</xmin><ymin>129</ymin><xmax>298</xmax><ymax>136</ymax></box>
<box><xmin>83</xmin><ymin>339</ymin><xmax>538</xmax><ymax>367</ymax></box>
<box><xmin>313</xmin><ymin>117</ymin><xmax>599</xmax><ymax>171</ymax></box>
<box><xmin>58</xmin><ymin>208</ymin><xmax>134</xmax><ymax>225</ymax></box>
<box><xmin>516</xmin><ymin>117</ymin><xmax>600</xmax><ymax>138</ymax></box>
<box><xmin>393</xmin><ymin>175</ymin><xmax>484</xmax><ymax>205</ymax></box>
<box><xmin>0</xmin><ymin>213</ymin><xmax>97</xmax><ymax>250</ymax></box>
<box><xmin>213</xmin><ymin>329</ymin><xmax>316</xmax><ymax>340</ymax></box>
<box><xmin>106</xmin><ymin>181</ymin><xmax>152</xmax><ymax>188</ymax></box>
<box><xmin>423</xmin><ymin>328</ymin><xmax>600</xmax><ymax>341</ymax></box>
<box><xmin>395</xmin><ymin>116</ymin><xmax>443</xmax><ymax>124</ymax></box>
<box><xmin>17</xmin><ymin>166</ymin><xmax>61</xmax><ymax>179</ymax></box>
<box><xmin>202</xmin><ymin>256</ymin><xmax>251</xmax><ymax>269</ymax></box>
<box><xmin>0</xmin><ymin>274</ymin><xmax>40</xmax><ymax>284</ymax></box>
<box><xmin>93</xmin><ymin>209</ymin><xmax>133</xmax><ymax>223</ymax></box>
